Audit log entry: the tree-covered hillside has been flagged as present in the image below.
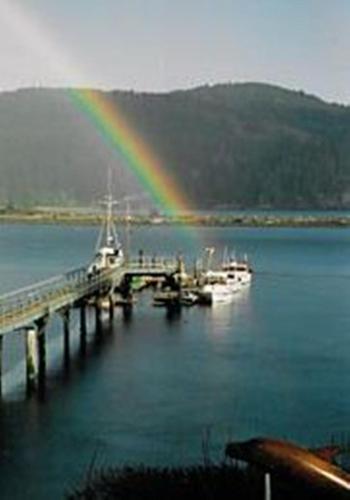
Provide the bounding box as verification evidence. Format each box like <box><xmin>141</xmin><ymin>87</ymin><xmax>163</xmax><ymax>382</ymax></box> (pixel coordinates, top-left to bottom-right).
<box><xmin>1</xmin><ymin>83</ymin><xmax>350</xmax><ymax>209</ymax></box>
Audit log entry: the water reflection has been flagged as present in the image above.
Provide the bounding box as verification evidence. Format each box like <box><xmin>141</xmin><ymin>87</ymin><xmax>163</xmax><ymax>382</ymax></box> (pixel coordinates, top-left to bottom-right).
<box><xmin>165</xmin><ymin>305</ymin><xmax>182</xmax><ymax>324</ymax></box>
<box><xmin>208</xmin><ymin>286</ymin><xmax>252</xmax><ymax>340</ymax></box>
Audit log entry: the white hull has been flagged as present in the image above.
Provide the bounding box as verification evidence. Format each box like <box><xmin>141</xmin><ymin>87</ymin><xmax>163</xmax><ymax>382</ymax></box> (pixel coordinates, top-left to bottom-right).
<box><xmin>226</xmin><ymin>277</ymin><xmax>241</xmax><ymax>293</ymax></box>
<box><xmin>236</xmin><ymin>272</ymin><xmax>252</xmax><ymax>286</ymax></box>
<box><xmin>198</xmin><ymin>251</ymin><xmax>253</xmax><ymax>306</ymax></box>
<box><xmin>201</xmin><ymin>283</ymin><xmax>233</xmax><ymax>304</ymax></box>
<box><xmin>222</xmin><ymin>259</ymin><xmax>252</xmax><ymax>287</ymax></box>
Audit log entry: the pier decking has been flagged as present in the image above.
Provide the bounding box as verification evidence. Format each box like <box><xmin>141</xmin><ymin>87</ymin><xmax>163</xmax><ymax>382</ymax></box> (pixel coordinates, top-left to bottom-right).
<box><xmin>0</xmin><ymin>256</ymin><xmax>180</xmax><ymax>395</ymax></box>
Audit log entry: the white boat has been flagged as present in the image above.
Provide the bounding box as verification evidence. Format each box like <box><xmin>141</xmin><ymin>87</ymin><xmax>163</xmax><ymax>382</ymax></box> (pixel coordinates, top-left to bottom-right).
<box><xmin>87</xmin><ymin>245</ymin><xmax>124</xmax><ymax>277</ymax></box>
<box><xmin>200</xmin><ymin>282</ymin><xmax>233</xmax><ymax>304</ymax></box>
<box><xmin>199</xmin><ymin>272</ymin><xmax>235</xmax><ymax>304</ymax></box>
<box><xmin>205</xmin><ymin>269</ymin><xmax>241</xmax><ymax>293</ymax></box>
<box><xmin>197</xmin><ymin>247</ymin><xmax>253</xmax><ymax>305</ymax></box>
<box><xmin>180</xmin><ymin>290</ymin><xmax>198</xmax><ymax>306</ymax></box>
<box><xmin>87</xmin><ymin>194</ymin><xmax>124</xmax><ymax>278</ymax></box>
<box><xmin>222</xmin><ymin>255</ymin><xmax>252</xmax><ymax>285</ymax></box>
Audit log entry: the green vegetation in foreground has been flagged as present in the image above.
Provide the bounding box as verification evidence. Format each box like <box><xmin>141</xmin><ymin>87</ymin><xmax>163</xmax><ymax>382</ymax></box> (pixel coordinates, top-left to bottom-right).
<box><xmin>67</xmin><ymin>463</ymin><xmax>338</xmax><ymax>500</ymax></box>
<box><xmin>1</xmin><ymin>209</ymin><xmax>350</xmax><ymax>227</ymax></box>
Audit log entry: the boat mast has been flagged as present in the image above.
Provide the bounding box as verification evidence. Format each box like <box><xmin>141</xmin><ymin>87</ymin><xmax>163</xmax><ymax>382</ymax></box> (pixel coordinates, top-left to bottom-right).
<box><xmin>97</xmin><ymin>167</ymin><xmax>120</xmax><ymax>249</ymax></box>
<box><xmin>122</xmin><ymin>192</ymin><xmax>146</xmax><ymax>261</ymax></box>
<box><xmin>124</xmin><ymin>196</ymin><xmax>131</xmax><ymax>262</ymax></box>
<box><xmin>204</xmin><ymin>247</ymin><xmax>215</xmax><ymax>272</ymax></box>
<box><xmin>106</xmin><ymin>166</ymin><xmax>113</xmax><ymax>246</ymax></box>
<box><xmin>105</xmin><ymin>193</ymin><xmax>118</xmax><ymax>246</ymax></box>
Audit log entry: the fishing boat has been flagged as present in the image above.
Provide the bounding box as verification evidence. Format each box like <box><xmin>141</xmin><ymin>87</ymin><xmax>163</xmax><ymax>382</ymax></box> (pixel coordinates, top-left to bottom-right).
<box><xmin>198</xmin><ymin>272</ymin><xmax>234</xmax><ymax>304</ymax></box>
<box><xmin>221</xmin><ymin>255</ymin><xmax>252</xmax><ymax>285</ymax></box>
<box><xmin>196</xmin><ymin>247</ymin><xmax>252</xmax><ymax>305</ymax></box>
<box><xmin>205</xmin><ymin>269</ymin><xmax>241</xmax><ymax>293</ymax></box>
<box><xmin>179</xmin><ymin>290</ymin><xmax>198</xmax><ymax>306</ymax></box>
<box><xmin>152</xmin><ymin>289</ymin><xmax>198</xmax><ymax>307</ymax></box>
<box><xmin>199</xmin><ymin>282</ymin><xmax>233</xmax><ymax>304</ymax></box>
<box><xmin>87</xmin><ymin>194</ymin><xmax>124</xmax><ymax>278</ymax></box>
<box><xmin>153</xmin><ymin>290</ymin><xmax>180</xmax><ymax>307</ymax></box>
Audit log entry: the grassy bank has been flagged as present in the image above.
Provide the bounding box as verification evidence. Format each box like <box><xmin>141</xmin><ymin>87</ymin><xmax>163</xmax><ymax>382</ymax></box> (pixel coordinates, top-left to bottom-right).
<box><xmin>1</xmin><ymin>210</ymin><xmax>350</xmax><ymax>227</ymax></box>
<box><xmin>67</xmin><ymin>463</ymin><xmax>342</xmax><ymax>500</ymax></box>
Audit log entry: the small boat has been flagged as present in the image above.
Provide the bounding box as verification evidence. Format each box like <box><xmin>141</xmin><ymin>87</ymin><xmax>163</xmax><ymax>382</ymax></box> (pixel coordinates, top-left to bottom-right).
<box><xmin>153</xmin><ymin>290</ymin><xmax>180</xmax><ymax>307</ymax></box>
<box><xmin>179</xmin><ymin>290</ymin><xmax>198</xmax><ymax>306</ymax></box>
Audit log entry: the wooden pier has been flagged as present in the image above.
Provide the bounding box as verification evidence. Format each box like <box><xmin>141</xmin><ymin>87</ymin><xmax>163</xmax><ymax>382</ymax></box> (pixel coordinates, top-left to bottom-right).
<box><xmin>0</xmin><ymin>256</ymin><xmax>180</xmax><ymax>396</ymax></box>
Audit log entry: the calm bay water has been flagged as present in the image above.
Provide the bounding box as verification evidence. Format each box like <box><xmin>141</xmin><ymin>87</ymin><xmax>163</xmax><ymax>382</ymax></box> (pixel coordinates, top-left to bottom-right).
<box><xmin>0</xmin><ymin>223</ymin><xmax>350</xmax><ymax>498</ymax></box>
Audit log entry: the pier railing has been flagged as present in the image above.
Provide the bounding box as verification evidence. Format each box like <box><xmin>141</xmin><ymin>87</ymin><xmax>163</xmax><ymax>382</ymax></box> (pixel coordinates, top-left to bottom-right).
<box><xmin>0</xmin><ymin>256</ymin><xmax>179</xmax><ymax>336</ymax></box>
<box><xmin>0</xmin><ymin>266</ymin><xmax>120</xmax><ymax>335</ymax></box>
<box><xmin>125</xmin><ymin>257</ymin><xmax>179</xmax><ymax>270</ymax></box>
<box><xmin>0</xmin><ymin>255</ymin><xmax>181</xmax><ymax>394</ymax></box>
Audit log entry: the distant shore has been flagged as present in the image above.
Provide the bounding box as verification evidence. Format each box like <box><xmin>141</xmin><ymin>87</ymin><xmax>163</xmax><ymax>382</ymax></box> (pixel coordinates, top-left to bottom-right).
<box><xmin>1</xmin><ymin>209</ymin><xmax>350</xmax><ymax>227</ymax></box>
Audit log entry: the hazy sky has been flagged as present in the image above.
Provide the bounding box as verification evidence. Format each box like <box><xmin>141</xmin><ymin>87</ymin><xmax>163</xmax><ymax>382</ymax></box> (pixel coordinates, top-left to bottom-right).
<box><xmin>0</xmin><ymin>0</ymin><xmax>349</xmax><ymax>103</ymax></box>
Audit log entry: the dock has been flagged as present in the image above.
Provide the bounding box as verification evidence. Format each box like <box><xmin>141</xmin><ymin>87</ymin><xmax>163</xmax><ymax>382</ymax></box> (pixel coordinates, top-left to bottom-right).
<box><xmin>0</xmin><ymin>256</ymin><xmax>181</xmax><ymax>396</ymax></box>
<box><xmin>0</xmin><ymin>188</ymin><xmax>253</xmax><ymax>398</ymax></box>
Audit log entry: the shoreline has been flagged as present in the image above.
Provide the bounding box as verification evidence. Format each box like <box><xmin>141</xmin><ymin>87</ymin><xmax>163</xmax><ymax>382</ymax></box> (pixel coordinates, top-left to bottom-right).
<box><xmin>1</xmin><ymin>211</ymin><xmax>350</xmax><ymax>227</ymax></box>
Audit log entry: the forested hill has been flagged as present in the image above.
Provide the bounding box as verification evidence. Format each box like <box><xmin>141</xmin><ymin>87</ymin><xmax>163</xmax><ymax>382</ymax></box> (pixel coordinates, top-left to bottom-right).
<box><xmin>1</xmin><ymin>83</ymin><xmax>350</xmax><ymax>209</ymax></box>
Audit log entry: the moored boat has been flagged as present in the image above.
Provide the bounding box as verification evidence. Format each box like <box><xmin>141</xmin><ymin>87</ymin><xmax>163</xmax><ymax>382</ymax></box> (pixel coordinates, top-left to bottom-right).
<box><xmin>179</xmin><ymin>290</ymin><xmax>198</xmax><ymax>306</ymax></box>
<box><xmin>221</xmin><ymin>255</ymin><xmax>253</xmax><ymax>285</ymax></box>
<box><xmin>87</xmin><ymin>194</ymin><xmax>124</xmax><ymax>278</ymax></box>
<box><xmin>199</xmin><ymin>283</ymin><xmax>233</xmax><ymax>305</ymax></box>
<box><xmin>198</xmin><ymin>272</ymin><xmax>234</xmax><ymax>304</ymax></box>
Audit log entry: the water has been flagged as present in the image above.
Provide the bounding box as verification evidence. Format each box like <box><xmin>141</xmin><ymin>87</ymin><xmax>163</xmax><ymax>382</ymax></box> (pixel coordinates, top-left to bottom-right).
<box><xmin>0</xmin><ymin>223</ymin><xmax>350</xmax><ymax>498</ymax></box>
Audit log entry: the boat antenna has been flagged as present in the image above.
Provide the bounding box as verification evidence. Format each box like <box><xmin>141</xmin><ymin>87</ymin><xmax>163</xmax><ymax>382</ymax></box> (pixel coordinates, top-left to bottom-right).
<box><xmin>124</xmin><ymin>196</ymin><xmax>131</xmax><ymax>262</ymax></box>
<box><xmin>230</xmin><ymin>249</ymin><xmax>236</xmax><ymax>262</ymax></box>
<box><xmin>222</xmin><ymin>246</ymin><xmax>228</xmax><ymax>266</ymax></box>
<box><xmin>96</xmin><ymin>166</ymin><xmax>121</xmax><ymax>250</ymax></box>
<box><xmin>95</xmin><ymin>217</ymin><xmax>105</xmax><ymax>252</ymax></box>
<box><xmin>122</xmin><ymin>192</ymin><xmax>148</xmax><ymax>261</ymax></box>
<box><xmin>204</xmin><ymin>247</ymin><xmax>215</xmax><ymax>272</ymax></box>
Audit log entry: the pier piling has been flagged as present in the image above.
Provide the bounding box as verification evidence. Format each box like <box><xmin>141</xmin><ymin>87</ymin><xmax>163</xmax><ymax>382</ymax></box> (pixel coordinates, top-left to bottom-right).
<box><xmin>95</xmin><ymin>299</ymin><xmax>103</xmax><ymax>337</ymax></box>
<box><xmin>25</xmin><ymin>327</ymin><xmax>38</xmax><ymax>395</ymax></box>
<box><xmin>62</xmin><ymin>308</ymin><xmax>71</xmax><ymax>367</ymax></box>
<box><xmin>80</xmin><ymin>304</ymin><xmax>87</xmax><ymax>355</ymax></box>
<box><xmin>37</xmin><ymin>318</ymin><xmax>47</xmax><ymax>395</ymax></box>
<box><xmin>25</xmin><ymin>316</ymin><xmax>47</xmax><ymax>395</ymax></box>
<box><xmin>0</xmin><ymin>336</ymin><xmax>3</xmax><ymax>397</ymax></box>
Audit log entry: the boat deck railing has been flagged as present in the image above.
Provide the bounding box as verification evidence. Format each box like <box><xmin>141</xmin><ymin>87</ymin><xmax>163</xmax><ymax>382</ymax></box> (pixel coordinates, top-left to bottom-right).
<box><xmin>125</xmin><ymin>257</ymin><xmax>179</xmax><ymax>270</ymax></box>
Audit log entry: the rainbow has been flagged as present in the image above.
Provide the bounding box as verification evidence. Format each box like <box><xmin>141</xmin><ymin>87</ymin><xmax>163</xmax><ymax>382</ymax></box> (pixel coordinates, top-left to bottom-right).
<box><xmin>0</xmin><ymin>0</ymin><xmax>193</xmax><ymax>218</ymax></box>
<box><xmin>69</xmin><ymin>88</ymin><xmax>191</xmax><ymax>216</ymax></box>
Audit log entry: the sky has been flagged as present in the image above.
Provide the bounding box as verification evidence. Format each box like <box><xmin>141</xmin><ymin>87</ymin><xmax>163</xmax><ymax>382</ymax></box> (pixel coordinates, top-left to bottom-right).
<box><xmin>0</xmin><ymin>0</ymin><xmax>349</xmax><ymax>103</ymax></box>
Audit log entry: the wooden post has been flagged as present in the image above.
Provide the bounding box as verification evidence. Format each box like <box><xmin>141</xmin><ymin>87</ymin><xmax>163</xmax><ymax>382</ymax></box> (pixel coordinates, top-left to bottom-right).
<box><xmin>122</xmin><ymin>303</ymin><xmax>133</xmax><ymax>322</ymax></box>
<box><xmin>0</xmin><ymin>336</ymin><xmax>3</xmax><ymax>398</ymax></box>
<box><xmin>25</xmin><ymin>327</ymin><xmax>38</xmax><ymax>395</ymax></box>
<box><xmin>95</xmin><ymin>299</ymin><xmax>102</xmax><ymax>337</ymax></box>
<box><xmin>265</xmin><ymin>473</ymin><xmax>271</xmax><ymax>500</ymax></box>
<box><xmin>36</xmin><ymin>317</ymin><xmax>47</xmax><ymax>395</ymax></box>
<box><xmin>62</xmin><ymin>308</ymin><xmax>71</xmax><ymax>367</ymax></box>
<box><xmin>80</xmin><ymin>304</ymin><xmax>87</xmax><ymax>355</ymax></box>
